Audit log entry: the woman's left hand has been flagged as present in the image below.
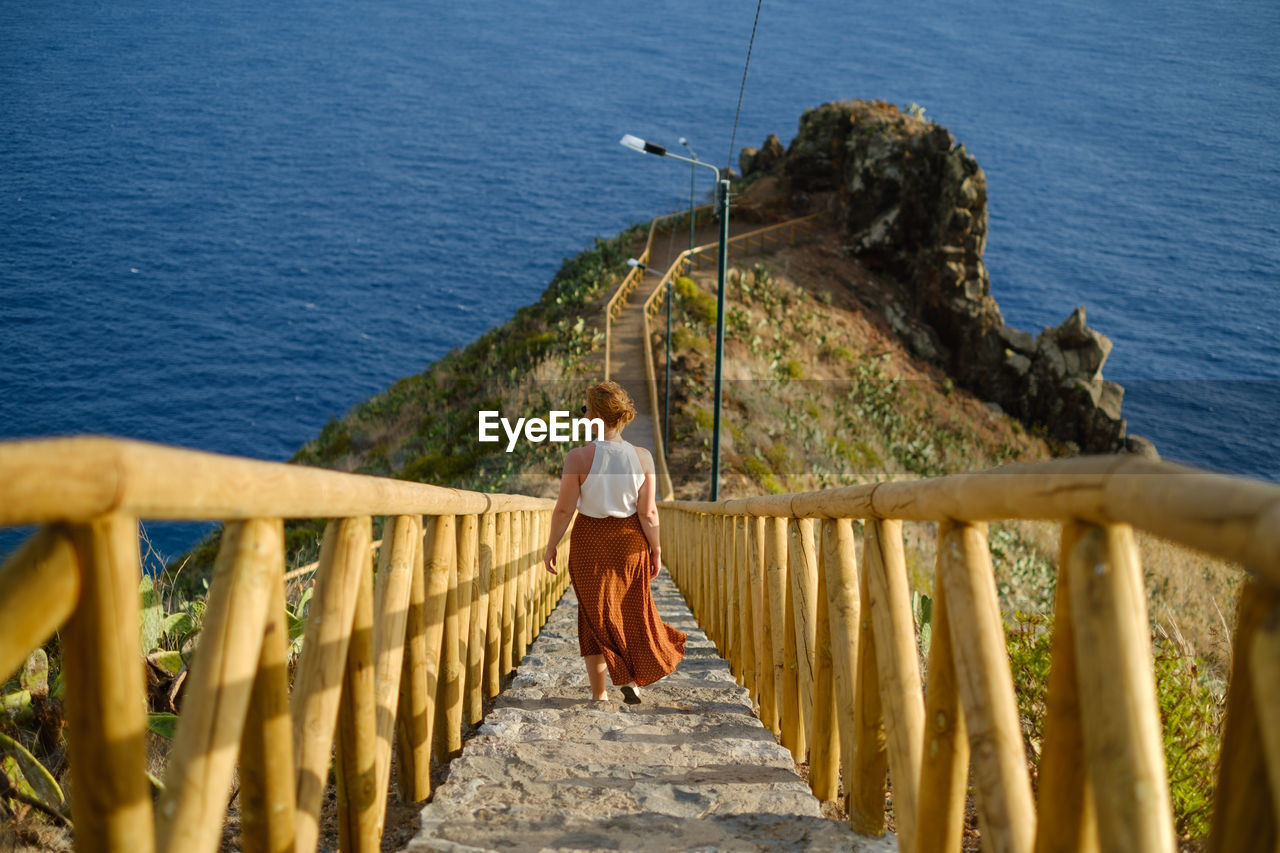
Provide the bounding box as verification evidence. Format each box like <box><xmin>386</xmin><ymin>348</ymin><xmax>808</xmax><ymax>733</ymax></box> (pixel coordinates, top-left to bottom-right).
<box><xmin>543</xmin><ymin>545</ymin><xmax>559</xmax><ymax>575</ymax></box>
<box><xmin>648</xmin><ymin>551</ymin><xmax>661</xmax><ymax>580</ymax></box>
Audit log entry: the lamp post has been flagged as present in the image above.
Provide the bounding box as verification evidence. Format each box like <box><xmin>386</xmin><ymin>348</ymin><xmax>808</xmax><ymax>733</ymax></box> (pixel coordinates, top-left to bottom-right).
<box><xmin>620</xmin><ymin>134</ymin><xmax>731</xmax><ymax>501</ymax></box>
<box><xmin>674</xmin><ymin>138</ymin><xmax>699</xmax><ymax>453</ymax></box>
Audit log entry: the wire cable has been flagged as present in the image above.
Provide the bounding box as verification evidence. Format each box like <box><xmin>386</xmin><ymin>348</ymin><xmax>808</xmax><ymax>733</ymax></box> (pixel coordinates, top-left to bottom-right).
<box><xmin>725</xmin><ymin>0</ymin><xmax>765</xmax><ymax>171</ymax></box>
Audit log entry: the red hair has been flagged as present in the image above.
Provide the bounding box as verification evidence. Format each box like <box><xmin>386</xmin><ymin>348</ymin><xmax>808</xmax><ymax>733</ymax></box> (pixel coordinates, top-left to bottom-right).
<box><xmin>585</xmin><ymin>381</ymin><xmax>636</xmax><ymax>428</ymax></box>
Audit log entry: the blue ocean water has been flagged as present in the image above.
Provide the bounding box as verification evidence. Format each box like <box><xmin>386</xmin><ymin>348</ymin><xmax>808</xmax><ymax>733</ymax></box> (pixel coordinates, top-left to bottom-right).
<box><xmin>2</xmin><ymin>0</ymin><xmax>1278</xmax><ymax>556</ymax></box>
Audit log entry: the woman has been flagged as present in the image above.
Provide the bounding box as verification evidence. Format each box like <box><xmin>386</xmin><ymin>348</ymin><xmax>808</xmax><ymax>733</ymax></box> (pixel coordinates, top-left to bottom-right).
<box><xmin>542</xmin><ymin>380</ymin><xmax>686</xmax><ymax>704</ymax></box>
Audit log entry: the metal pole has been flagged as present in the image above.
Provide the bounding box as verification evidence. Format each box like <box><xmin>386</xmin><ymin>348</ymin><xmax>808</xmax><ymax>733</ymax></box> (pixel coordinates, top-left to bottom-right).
<box><xmin>710</xmin><ymin>177</ymin><xmax>730</xmax><ymax>501</ymax></box>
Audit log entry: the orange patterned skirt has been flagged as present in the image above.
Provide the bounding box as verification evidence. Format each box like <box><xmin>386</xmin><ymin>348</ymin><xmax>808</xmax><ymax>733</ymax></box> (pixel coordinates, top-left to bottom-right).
<box><xmin>568</xmin><ymin>513</ymin><xmax>686</xmax><ymax>687</ymax></box>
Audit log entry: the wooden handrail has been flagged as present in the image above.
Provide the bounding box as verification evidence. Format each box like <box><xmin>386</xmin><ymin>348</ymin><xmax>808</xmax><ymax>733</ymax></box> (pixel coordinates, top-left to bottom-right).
<box><xmin>0</xmin><ymin>436</ymin><xmax>551</xmax><ymax>525</ymax></box>
<box><xmin>603</xmin><ymin>209</ymin><xmax>827</xmax><ymax>499</ymax></box>
<box><xmin>603</xmin><ymin>205</ymin><xmax>712</xmax><ymax>380</ymax></box>
<box><xmin>660</xmin><ymin>453</ymin><xmax>1280</xmax><ymax>852</ymax></box>
<box><xmin>0</xmin><ymin>436</ymin><xmax>567</xmax><ymax>853</ymax></box>
<box><xmin>663</xmin><ymin>455</ymin><xmax>1280</xmax><ymax>586</ymax></box>
<box><xmin>639</xmin><ymin>211</ymin><xmax>828</xmax><ymax>320</ymax></box>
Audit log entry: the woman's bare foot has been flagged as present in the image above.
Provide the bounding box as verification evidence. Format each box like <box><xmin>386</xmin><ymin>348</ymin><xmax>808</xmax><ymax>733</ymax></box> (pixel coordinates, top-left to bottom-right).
<box><xmin>620</xmin><ymin>684</ymin><xmax>642</xmax><ymax>705</ymax></box>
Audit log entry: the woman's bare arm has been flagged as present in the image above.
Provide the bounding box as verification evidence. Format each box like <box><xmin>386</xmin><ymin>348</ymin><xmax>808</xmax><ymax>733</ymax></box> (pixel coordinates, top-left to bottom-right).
<box><xmin>635</xmin><ymin>447</ymin><xmax>661</xmax><ymax>577</ymax></box>
<box><xmin>543</xmin><ymin>445</ymin><xmax>591</xmax><ymax>573</ymax></box>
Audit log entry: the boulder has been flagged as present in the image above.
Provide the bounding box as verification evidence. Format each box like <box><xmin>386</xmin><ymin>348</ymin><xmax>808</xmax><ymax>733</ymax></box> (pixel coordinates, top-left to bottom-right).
<box><xmin>1125</xmin><ymin>434</ymin><xmax>1160</xmax><ymax>460</ymax></box>
<box><xmin>739</xmin><ymin>133</ymin><xmax>786</xmax><ymax>178</ymax></box>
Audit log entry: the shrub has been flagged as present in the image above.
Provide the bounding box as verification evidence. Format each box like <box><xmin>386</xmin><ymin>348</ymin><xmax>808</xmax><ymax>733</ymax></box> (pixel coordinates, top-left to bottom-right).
<box><xmin>675</xmin><ymin>276</ymin><xmax>717</xmax><ymax>326</ymax></box>
<box><xmin>1005</xmin><ymin>612</ymin><xmax>1224</xmax><ymax>842</ymax></box>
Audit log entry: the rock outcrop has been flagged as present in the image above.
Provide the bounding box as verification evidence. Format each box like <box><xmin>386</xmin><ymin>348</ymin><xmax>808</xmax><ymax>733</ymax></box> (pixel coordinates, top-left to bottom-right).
<box><xmin>738</xmin><ymin>99</ymin><xmax>1127</xmax><ymax>452</ymax></box>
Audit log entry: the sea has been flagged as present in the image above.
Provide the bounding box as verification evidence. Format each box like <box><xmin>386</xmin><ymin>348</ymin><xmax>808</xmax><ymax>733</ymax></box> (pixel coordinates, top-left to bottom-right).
<box><xmin>2</xmin><ymin>0</ymin><xmax>1278</xmax><ymax>559</ymax></box>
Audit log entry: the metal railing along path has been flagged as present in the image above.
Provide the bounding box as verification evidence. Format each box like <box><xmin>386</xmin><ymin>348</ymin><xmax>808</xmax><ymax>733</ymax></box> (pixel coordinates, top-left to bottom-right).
<box><xmin>0</xmin><ymin>436</ymin><xmax>568</xmax><ymax>853</ymax></box>
<box><xmin>660</xmin><ymin>454</ymin><xmax>1280</xmax><ymax>853</ymax></box>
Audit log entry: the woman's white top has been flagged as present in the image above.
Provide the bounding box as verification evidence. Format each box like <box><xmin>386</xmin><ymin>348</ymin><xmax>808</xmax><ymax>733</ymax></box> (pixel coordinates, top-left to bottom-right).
<box><xmin>576</xmin><ymin>439</ymin><xmax>647</xmax><ymax>519</ymax></box>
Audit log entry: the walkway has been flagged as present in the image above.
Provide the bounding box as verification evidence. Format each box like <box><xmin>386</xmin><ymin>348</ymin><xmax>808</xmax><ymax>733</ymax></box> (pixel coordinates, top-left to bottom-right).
<box><xmin>607</xmin><ymin>218</ymin><xmax>768</xmax><ymax>458</ymax></box>
<box><xmin>405</xmin><ymin>571</ymin><xmax>895</xmax><ymax>852</ymax></box>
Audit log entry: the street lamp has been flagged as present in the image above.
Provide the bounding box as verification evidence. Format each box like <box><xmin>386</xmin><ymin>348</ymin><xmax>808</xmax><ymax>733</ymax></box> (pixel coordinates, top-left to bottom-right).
<box><xmin>679</xmin><ymin>138</ymin><xmax>698</xmax><ymax>256</ymax></box>
<box><xmin>620</xmin><ymin>133</ymin><xmax>731</xmax><ymax>501</ymax></box>
<box><xmin>674</xmin><ymin>138</ymin><xmax>699</xmax><ymax>454</ymax></box>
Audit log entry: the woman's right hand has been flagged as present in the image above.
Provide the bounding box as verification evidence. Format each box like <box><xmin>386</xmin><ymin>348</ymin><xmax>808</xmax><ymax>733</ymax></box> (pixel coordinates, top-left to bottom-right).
<box><xmin>543</xmin><ymin>545</ymin><xmax>559</xmax><ymax>575</ymax></box>
<box><xmin>648</xmin><ymin>549</ymin><xmax>661</xmax><ymax>579</ymax></box>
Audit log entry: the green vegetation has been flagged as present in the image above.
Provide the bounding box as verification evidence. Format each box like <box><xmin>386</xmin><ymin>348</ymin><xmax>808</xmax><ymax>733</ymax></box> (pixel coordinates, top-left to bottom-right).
<box><xmin>2</xmin><ymin>216</ymin><xmax>1238</xmax><ymax>846</ymax></box>
<box><xmin>1003</xmin><ymin>612</ymin><xmax>1223</xmax><ymax>839</ymax></box>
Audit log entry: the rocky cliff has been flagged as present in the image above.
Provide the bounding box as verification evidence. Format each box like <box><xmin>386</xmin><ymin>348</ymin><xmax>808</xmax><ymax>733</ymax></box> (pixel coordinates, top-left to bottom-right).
<box><xmin>739</xmin><ymin>100</ymin><xmax>1131</xmax><ymax>453</ymax></box>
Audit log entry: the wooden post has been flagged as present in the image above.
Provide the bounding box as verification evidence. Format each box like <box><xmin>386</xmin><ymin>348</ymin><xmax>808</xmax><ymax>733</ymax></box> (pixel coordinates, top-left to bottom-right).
<box><xmin>453</xmin><ymin>515</ymin><xmax>477</xmax><ymax>729</ymax></box>
<box><xmin>435</xmin><ymin>516</ymin><xmax>466</xmax><ymax>762</ymax></box>
<box><xmin>1209</xmin><ymin>579</ymin><xmax>1280</xmax><ymax>853</ymax></box>
<box><xmin>0</xmin><ymin>525</ymin><xmax>79</xmax><ymax>683</ymax></box>
<box><xmin>694</xmin><ymin>514</ymin><xmax>705</xmax><ymax>626</ymax></box>
<box><xmin>764</xmin><ymin>517</ymin><xmax>789</xmax><ymax>740</ymax></box>
<box><xmin>240</xmin><ymin>560</ymin><xmax>296</xmax><ymax>853</ymax></box>
<box><xmin>915</xmin><ymin>521</ymin><xmax>970</xmax><ymax>853</ymax></box>
<box><xmin>369</xmin><ymin>516</ymin><xmax>419</xmax><ymax>829</ymax></box>
<box><xmin>774</xmin><ymin>516</ymin><xmax>805</xmax><ymax>758</ymax></box>
<box><xmin>1034</xmin><ymin>521</ymin><xmax>1098</xmax><ymax>853</ymax></box>
<box><xmin>515</xmin><ymin>512</ymin><xmax>530</xmax><ymax>654</ymax></box>
<box><xmin>291</xmin><ymin>517</ymin><xmax>371</xmax><ymax>853</ymax></box>
<box><xmin>536</xmin><ymin>511</ymin><xmax>550</xmax><ymax>630</ymax></box>
<box><xmin>1250</xmin><ymin>591</ymin><xmax>1280</xmax><ymax>844</ymax></box>
<box><xmin>157</xmin><ymin>518</ymin><xmax>280</xmax><ymax>853</ymax></box>
<box><xmin>522</xmin><ymin>511</ymin><xmax>536</xmax><ymax>648</ymax></box>
<box><xmin>63</xmin><ymin>515</ymin><xmax>155</xmax><ymax>853</ymax></box>
<box><xmin>395</xmin><ymin>517</ymin><xmax>430</xmax><ymax>803</ymax></box>
<box><xmin>853</xmin><ymin>525</ymin><xmax>887</xmax><ymax>836</ymax></box>
<box><xmin>1067</xmin><ymin>523</ymin><xmax>1174</xmax><ymax>853</ymax></box>
<box><xmin>809</xmin><ymin>519</ymin><xmax>839</xmax><ymax>801</ymax></box>
<box><xmin>706</xmin><ymin>513</ymin><xmax>715</xmax><ymax>630</ymax></box>
<box><xmin>821</xmin><ymin>519</ymin><xmax>865</xmax><ymax>818</ymax></box>
<box><xmin>500</xmin><ymin>511</ymin><xmax>518</xmax><ymax>677</ymax></box>
<box><xmin>748</xmin><ymin>516</ymin><xmax>767</xmax><ymax>711</ymax></box>
<box><xmin>488</xmin><ymin>512</ymin><xmax>509</xmax><ymax>693</ymax></box>
<box><xmin>725</xmin><ymin>515</ymin><xmax>740</xmax><ymax>678</ymax></box>
<box><xmin>735</xmin><ymin>516</ymin><xmax>755</xmax><ymax>694</ymax></box>
<box><xmin>511</xmin><ymin>511</ymin><xmax>528</xmax><ymax>665</ymax></box>
<box><xmin>468</xmin><ymin>512</ymin><xmax>495</xmax><ymax>723</ymax></box>
<box><xmin>939</xmin><ymin>521</ymin><xmax>1036</xmax><ymax>853</ymax></box>
<box><xmin>419</xmin><ymin>514</ymin><xmax>455</xmax><ymax>786</ymax></box>
<box><xmin>335</xmin><ymin>539</ymin><xmax>378</xmax><ymax>853</ymax></box>
<box><xmin>788</xmin><ymin>517</ymin><xmax>819</xmax><ymax>760</ymax></box>
<box><xmin>528</xmin><ymin>511</ymin><xmax>543</xmax><ymax>633</ymax></box>
<box><xmin>863</xmin><ymin>518</ymin><xmax>924</xmax><ymax>851</ymax></box>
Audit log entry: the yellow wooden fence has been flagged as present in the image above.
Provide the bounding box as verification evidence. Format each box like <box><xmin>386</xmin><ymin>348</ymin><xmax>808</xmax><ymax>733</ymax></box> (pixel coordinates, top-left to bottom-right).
<box><xmin>604</xmin><ymin>208</ymin><xmax>828</xmax><ymax>500</ymax></box>
<box><xmin>0</xmin><ymin>436</ymin><xmax>568</xmax><ymax>853</ymax></box>
<box><xmin>602</xmin><ymin>204</ymin><xmax>713</xmax><ymax>381</ymax></box>
<box><xmin>661</xmin><ymin>454</ymin><xmax>1280</xmax><ymax>853</ymax></box>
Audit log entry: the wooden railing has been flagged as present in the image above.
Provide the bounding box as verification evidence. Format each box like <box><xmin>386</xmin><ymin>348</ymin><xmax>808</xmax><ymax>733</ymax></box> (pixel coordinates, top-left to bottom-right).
<box><xmin>660</xmin><ymin>455</ymin><xmax>1280</xmax><ymax>853</ymax></box>
<box><xmin>632</xmin><ymin>210</ymin><xmax>828</xmax><ymax>501</ymax></box>
<box><xmin>0</xmin><ymin>436</ymin><xmax>568</xmax><ymax>853</ymax></box>
<box><xmin>602</xmin><ymin>204</ymin><xmax>713</xmax><ymax>380</ymax></box>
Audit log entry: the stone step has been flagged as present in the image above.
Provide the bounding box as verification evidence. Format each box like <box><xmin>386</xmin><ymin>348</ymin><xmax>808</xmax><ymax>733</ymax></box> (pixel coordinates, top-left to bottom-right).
<box><xmin>403</xmin><ymin>571</ymin><xmax>897</xmax><ymax>853</ymax></box>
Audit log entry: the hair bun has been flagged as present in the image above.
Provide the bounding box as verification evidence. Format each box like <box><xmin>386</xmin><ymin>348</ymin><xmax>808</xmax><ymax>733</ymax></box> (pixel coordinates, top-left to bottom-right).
<box><xmin>586</xmin><ymin>380</ymin><xmax>636</xmax><ymax>428</ymax></box>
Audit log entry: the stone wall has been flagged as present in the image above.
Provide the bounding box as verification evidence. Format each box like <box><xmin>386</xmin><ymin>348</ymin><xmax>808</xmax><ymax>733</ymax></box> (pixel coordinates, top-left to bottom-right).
<box><xmin>739</xmin><ymin>99</ymin><xmax>1129</xmax><ymax>453</ymax></box>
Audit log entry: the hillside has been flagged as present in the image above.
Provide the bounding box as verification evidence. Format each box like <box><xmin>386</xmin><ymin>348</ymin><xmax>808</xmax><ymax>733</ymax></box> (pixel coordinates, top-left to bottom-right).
<box><xmin>282</xmin><ymin>102</ymin><xmax>1235</xmax><ymax>673</ymax></box>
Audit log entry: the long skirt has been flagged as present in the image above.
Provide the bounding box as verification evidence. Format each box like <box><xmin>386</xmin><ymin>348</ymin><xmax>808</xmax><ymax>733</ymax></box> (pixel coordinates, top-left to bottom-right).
<box><xmin>568</xmin><ymin>513</ymin><xmax>687</xmax><ymax>687</ymax></box>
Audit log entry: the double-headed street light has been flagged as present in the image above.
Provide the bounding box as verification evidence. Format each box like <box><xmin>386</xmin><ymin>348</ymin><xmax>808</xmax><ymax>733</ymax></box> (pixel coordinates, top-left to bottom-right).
<box><xmin>620</xmin><ymin>133</ymin><xmax>731</xmax><ymax>501</ymax></box>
